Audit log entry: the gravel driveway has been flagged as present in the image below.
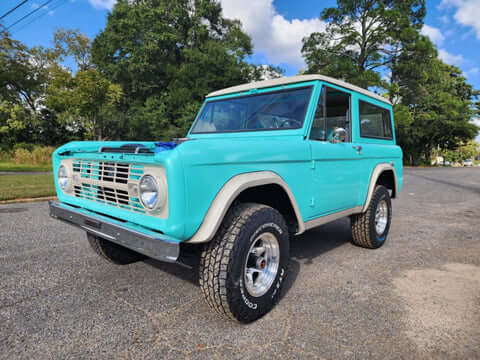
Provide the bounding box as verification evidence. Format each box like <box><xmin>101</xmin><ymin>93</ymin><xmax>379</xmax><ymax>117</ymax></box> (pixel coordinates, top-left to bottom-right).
<box><xmin>1</xmin><ymin>167</ymin><xmax>479</xmax><ymax>359</ymax></box>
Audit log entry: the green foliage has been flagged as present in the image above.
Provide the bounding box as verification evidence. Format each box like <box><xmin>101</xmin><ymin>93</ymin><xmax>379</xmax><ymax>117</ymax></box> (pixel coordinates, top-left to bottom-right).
<box><xmin>441</xmin><ymin>140</ymin><xmax>480</xmax><ymax>163</ymax></box>
<box><xmin>301</xmin><ymin>0</ymin><xmax>426</xmax><ymax>88</ymax></box>
<box><xmin>394</xmin><ymin>54</ymin><xmax>479</xmax><ymax>164</ymax></box>
<box><xmin>301</xmin><ymin>0</ymin><xmax>479</xmax><ymax>165</ymax></box>
<box><xmin>46</xmin><ymin>67</ymin><xmax>123</xmax><ymax>140</ymax></box>
<box><xmin>13</xmin><ymin>146</ymin><xmax>54</xmax><ymax>165</ymax></box>
<box><xmin>0</xmin><ymin>0</ymin><xmax>477</xmax><ymax>167</ymax></box>
<box><xmin>53</xmin><ymin>28</ymin><xmax>92</xmax><ymax>71</ymax></box>
<box><xmin>91</xmin><ymin>0</ymin><xmax>257</xmax><ymax>139</ymax></box>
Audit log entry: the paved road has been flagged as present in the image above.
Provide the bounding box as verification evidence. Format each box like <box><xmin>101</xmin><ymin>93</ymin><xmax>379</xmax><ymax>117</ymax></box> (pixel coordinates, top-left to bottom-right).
<box><xmin>1</xmin><ymin>168</ymin><xmax>479</xmax><ymax>359</ymax></box>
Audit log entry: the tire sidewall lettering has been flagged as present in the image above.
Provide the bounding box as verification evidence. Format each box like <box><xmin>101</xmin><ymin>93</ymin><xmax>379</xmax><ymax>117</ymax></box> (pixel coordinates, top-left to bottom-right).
<box><xmin>234</xmin><ymin>218</ymin><xmax>288</xmax><ymax>315</ymax></box>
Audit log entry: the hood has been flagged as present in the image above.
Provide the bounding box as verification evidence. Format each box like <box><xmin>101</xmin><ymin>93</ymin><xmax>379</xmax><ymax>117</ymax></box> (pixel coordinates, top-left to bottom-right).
<box><xmin>54</xmin><ymin>139</ymin><xmax>192</xmax><ymax>157</ymax></box>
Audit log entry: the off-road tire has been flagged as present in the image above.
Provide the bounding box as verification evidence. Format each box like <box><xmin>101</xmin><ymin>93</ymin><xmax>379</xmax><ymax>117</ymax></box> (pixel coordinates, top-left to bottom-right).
<box><xmin>199</xmin><ymin>203</ymin><xmax>290</xmax><ymax>323</ymax></box>
<box><xmin>351</xmin><ymin>185</ymin><xmax>392</xmax><ymax>249</ymax></box>
<box><xmin>87</xmin><ymin>233</ymin><xmax>146</xmax><ymax>265</ymax></box>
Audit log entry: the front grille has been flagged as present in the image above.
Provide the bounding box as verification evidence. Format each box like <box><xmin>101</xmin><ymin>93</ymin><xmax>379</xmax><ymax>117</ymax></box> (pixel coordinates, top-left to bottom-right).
<box><xmin>72</xmin><ymin>160</ymin><xmax>146</xmax><ymax>213</ymax></box>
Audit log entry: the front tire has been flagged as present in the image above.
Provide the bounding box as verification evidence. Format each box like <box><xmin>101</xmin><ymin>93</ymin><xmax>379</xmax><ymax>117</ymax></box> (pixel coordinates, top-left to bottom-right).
<box><xmin>87</xmin><ymin>233</ymin><xmax>146</xmax><ymax>265</ymax></box>
<box><xmin>199</xmin><ymin>203</ymin><xmax>290</xmax><ymax>323</ymax></box>
<box><xmin>351</xmin><ymin>185</ymin><xmax>392</xmax><ymax>249</ymax></box>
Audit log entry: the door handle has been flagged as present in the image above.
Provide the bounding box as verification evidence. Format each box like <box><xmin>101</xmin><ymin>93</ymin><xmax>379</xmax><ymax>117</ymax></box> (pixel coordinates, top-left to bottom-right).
<box><xmin>352</xmin><ymin>145</ymin><xmax>362</xmax><ymax>154</ymax></box>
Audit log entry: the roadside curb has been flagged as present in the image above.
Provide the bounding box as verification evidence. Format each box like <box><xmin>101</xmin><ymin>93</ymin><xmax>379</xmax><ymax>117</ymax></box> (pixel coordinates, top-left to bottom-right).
<box><xmin>0</xmin><ymin>196</ymin><xmax>57</xmax><ymax>205</ymax></box>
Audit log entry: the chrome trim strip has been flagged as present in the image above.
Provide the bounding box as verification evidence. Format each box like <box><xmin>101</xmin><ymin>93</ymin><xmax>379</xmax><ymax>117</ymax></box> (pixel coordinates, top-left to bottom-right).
<box><xmin>304</xmin><ymin>206</ymin><xmax>363</xmax><ymax>231</ymax></box>
<box><xmin>48</xmin><ymin>201</ymin><xmax>179</xmax><ymax>263</ymax></box>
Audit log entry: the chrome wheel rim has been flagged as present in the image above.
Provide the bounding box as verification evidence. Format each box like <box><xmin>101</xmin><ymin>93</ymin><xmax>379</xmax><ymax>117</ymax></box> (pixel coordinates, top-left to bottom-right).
<box><xmin>244</xmin><ymin>232</ymin><xmax>280</xmax><ymax>297</ymax></box>
<box><xmin>375</xmin><ymin>200</ymin><xmax>388</xmax><ymax>235</ymax></box>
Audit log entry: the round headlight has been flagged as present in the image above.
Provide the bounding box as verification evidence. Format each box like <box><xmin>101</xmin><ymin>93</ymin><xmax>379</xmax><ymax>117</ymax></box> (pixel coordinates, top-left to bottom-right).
<box><xmin>139</xmin><ymin>175</ymin><xmax>159</xmax><ymax>209</ymax></box>
<box><xmin>58</xmin><ymin>164</ymin><xmax>69</xmax><ymax>190</ymax></box>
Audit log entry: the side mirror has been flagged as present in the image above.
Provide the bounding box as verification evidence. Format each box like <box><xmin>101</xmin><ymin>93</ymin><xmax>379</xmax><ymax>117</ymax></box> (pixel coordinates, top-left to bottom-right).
<box><xmin>330</xmin><ymin>127</ymin><xmax>347</xmax><ymax>143</ymax></box>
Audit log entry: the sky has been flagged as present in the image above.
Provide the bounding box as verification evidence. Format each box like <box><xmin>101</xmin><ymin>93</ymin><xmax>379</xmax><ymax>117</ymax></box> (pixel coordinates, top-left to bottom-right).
<box><xmin>1</xmin><ymin>0</ymin><xmax>479</xmax><ymax>137</ymax></box>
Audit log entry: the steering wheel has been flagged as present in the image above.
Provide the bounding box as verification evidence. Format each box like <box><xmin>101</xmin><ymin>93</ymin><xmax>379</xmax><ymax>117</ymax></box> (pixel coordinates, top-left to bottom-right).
<box><xmin>278</xmin><ymin>119</ymin><xmax>301</xmax><ymax>128</ymax></box>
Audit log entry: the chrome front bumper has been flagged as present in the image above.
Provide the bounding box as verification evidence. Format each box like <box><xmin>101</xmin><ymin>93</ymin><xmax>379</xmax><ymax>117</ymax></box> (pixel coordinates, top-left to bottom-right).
<box><xmin>48</xmin><ymin>201</ymin><xmax>179</xmax><ymax>263</ymax></box>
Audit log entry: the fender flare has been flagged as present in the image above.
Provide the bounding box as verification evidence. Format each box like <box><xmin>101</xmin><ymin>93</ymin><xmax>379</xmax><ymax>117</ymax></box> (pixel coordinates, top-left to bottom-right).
<box><xmin>186</xmin><ymin>171</ymin><xmax>305</xmax><ymax>243</ymax></box>
<box><xmin>362</xmin><ymin>163</ymin><xmax>398</xmax><ymax>212</ymax></box>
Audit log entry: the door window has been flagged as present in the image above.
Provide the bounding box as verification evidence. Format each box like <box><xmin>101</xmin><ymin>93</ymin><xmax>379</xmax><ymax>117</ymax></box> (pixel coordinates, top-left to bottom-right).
<box><xmin>359</xmin><ymin>101</ymin><xmax>393</xmax><ymax>139</ymax></box>
<box><xmin>310</xmin><ymin>86</ymin><xmax>351</xmax><ymax>142</ymax></box>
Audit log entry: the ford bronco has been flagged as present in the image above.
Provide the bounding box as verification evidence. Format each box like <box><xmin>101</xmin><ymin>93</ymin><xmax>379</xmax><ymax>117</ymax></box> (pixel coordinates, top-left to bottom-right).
<box><xmin>49</xmin><ymin>75</ymin><xmax>403</xmax><ymax>323</ymax></box>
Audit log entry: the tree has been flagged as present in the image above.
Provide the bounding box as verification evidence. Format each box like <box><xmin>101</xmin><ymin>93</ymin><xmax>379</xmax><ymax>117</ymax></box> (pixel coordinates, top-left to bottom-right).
<box><xmin>46</xmin><ymin>67</ymin><xmax>122</xmax><ymax>140</ymax></box>
<box><xmin>0</xmin><ymin>30</ymin><xmax>69</xmax><ymax>148</ymax></box>
<box><xmin>0</xmin><ymin>100</ymin><xmax>30</xmax><ymax>148</ymax></box>
<box><xmin>301</xmin><ymin>0</ymin><xmax>426</xmax><ymax>89</ymax></box>
<box><xmin>53</xmin><ymin>28</ymin><xmax>92</xmax><ymax>71</ymax></box>
<box><xmin>0</xmin><ymin>30</ymin><xmax>55</xmax><ymax>114</ymax></box>
<box><xmin>393</xmin><ymin>57</ymin><xmax>479</xmax><ymax>165</ymax></box>
<box><xmin>441</xmin><ymin>141</ymin><xmax>479</xmax><ymax>163</ymax></box>
<box><xmin>91</xmin><ymin>0</ymin><xmax>257</xmax><ymax>139</ymax></box>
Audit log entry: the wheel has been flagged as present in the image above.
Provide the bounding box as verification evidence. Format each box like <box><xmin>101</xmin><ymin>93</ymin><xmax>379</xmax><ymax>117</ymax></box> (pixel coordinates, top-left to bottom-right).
<box><xmin>87</xmin><ymin>233</ymin><xmax>146</xmax><ymax>265</ymax></box>
<box><xmin>199</xmin><ymin>203</ymin><xmax>290</xmax><ymax>323</ymax></box>
<box><xmin>351</xmin><ymin>185</ymin><xmax>392</xmax><ymax>249</ymax></box>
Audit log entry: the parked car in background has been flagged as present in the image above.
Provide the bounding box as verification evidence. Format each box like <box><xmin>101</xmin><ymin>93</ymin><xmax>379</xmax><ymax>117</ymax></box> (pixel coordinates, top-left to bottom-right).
<box><xmin>463</xmin><ymin>159</ymin><xmax>473</xmax><ymax>167</ymax></box>
<box><xmin>49</xmin><ymin>75</ymin><xmax>403</xmax><ymax>322</ymax></box>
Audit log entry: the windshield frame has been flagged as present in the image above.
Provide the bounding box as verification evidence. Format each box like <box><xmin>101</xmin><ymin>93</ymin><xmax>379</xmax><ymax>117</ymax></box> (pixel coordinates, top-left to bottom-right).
<box><xmin>189</xmin><ymin>84</ymin><xmax>314</xmax><ymax>135</ymax></box>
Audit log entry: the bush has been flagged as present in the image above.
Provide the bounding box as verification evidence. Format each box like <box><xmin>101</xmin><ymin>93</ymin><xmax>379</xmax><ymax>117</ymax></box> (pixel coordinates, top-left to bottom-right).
<box><xmin>13</xmin><ymin>146</ymin><xmax>54</xmax><ymax>165</ymax></box>
<box><xmin>14</xmin><ymin>148</ymin><xmax>32</xmax><ymax>164</ymax></box>
<box><xmin>31</xmin><ymin>146</ymin><xmax>54</xmax><ymax>165</ymax></box>
<box><xmin>13</xmin><ymin>143</ymin><xmax>35</xmax><ymax>152</ymax></box>
<box><xmin>0</xmin><ymin>150</ymin><xmax>13</xmax><ymax>162</ymax></box>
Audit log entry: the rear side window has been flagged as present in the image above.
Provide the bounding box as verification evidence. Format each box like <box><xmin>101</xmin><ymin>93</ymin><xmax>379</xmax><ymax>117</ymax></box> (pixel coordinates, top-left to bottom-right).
<box><xmin>359</xmin><ymin>101</ymin><xmax>393</xmax><ymax>139</ymax></box>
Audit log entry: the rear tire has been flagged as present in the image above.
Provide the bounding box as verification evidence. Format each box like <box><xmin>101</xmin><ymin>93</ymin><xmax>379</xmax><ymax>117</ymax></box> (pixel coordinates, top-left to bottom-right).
<box><xmin>351</xmin><ymin>185</ymin><xmax>392</xmax><ymax>249</ymax></box>
<box><xmin>199</xmin><ymin>203</ymin><xmax>290</xmax><ymax>323</ymax></box>
<box><xmin>87</xmin><ymin>233</ymin><xmax>146</xmax><ymax>265</ymax></box>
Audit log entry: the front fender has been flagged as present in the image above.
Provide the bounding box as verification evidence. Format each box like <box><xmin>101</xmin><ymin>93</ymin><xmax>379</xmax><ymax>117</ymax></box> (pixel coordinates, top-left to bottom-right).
<box><xmin>186</xmin><ymin>171</ymin><xmax>304</xmax><ymax>243</ymax></box>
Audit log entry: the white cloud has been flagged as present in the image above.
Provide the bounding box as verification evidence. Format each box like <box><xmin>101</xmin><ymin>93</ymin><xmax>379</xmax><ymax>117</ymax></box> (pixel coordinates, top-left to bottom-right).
<box><xmin>421</xmin><ymin>24</ymin><xmax>445</xmax><ymax>45</ymax></box>
<box><xmin>219</xmin><ymin>0</ymin><xmax>326</xmax><ymax>68</ymax></box>
<box><xmin>440</xmin><ymin>0</ymin><xmax>480</xmax><ymax>39</ymax></box>
<box><xmin>465</xmin><ymin>67</ymin><xmax>479</xmax><ymax>76</ymax></box>
<box><xmin>87</xmin><ymin>0</ymin><xmax>325</xmax><ymax>67</ymax></box>
<box><xmin>88</xmin><ymin>0</ymin><xmax>116</xmax><ymax>10</ymax></box>
<box><xmin>438</xmin><ymin>49</ymin><xmax>464</xmax><ymax>65</ymax></box>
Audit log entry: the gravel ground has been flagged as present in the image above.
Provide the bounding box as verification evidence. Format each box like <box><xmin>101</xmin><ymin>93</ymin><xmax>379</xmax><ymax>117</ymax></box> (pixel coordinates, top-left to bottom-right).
<box><xmin>1</xmin><ymin>167</ymin><xmax>479</xmax><ymax>359</ymax></box>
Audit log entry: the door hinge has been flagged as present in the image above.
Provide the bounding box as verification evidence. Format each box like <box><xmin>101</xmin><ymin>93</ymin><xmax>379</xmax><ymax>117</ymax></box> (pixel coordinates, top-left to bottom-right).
<box><xmin>310</xmin><ymin>197</ymin><xmax>315</xmax><ymax>207</ymax></box>
<box><xmin>311</xmin><ymin>160</ymin><xmax>315</xmax><ymax>169</ymax></box>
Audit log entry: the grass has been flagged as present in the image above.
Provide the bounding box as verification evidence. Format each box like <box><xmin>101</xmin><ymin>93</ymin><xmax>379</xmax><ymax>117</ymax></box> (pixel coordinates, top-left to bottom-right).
<box><xmin>0</xmin><ymin>162</ymin><xmax>52</xmax><ymax>172</ymax></box>
<box><xmin>0</xmin><ymin>174</ymin><xmax>56</xmax><ymax>201</ymax></box>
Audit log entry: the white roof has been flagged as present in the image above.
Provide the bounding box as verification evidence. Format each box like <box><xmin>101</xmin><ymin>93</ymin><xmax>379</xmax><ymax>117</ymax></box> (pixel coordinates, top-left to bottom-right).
<box><xmin>207</xmin><ymin>74</ymin><xmax>392</xmax><ymax>105</ymax></box>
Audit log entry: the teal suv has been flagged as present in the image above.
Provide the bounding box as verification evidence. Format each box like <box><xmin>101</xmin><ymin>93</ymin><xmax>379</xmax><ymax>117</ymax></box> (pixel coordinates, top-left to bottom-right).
<box><xmin>50</xmin><ymin>75</ymin><xmax>403</xmax><ymax>322</ymax></box>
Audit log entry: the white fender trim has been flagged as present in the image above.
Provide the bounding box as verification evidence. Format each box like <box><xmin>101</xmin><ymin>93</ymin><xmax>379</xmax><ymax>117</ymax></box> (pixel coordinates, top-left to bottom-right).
<box><xmin>186</xmin><ymin>171</ymin><xmax>305</xmax><ymax>243</ymax></box>
<box><xmin>362</xmin><ymin>163</ymin><xmax>398</xmax><ymax>213</ymax></box>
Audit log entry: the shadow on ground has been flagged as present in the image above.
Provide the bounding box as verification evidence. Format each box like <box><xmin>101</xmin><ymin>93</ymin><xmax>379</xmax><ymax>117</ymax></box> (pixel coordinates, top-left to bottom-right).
<box><xmin>142</xmin><ymin>217</ymin><xmax>353</xmax><ymax>301</ymax></box>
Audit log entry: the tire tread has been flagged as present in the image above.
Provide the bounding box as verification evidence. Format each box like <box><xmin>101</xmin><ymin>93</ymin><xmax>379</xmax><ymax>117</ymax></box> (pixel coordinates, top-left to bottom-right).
<box><xmin>199</xmin><ymin>203</ymin><xmax>282</xmax><ymax>321</ymax></box>
<box><xmin>351</xmin><ymin>185</ymin><xmax>390</xmax><ymax>249</ymax></box>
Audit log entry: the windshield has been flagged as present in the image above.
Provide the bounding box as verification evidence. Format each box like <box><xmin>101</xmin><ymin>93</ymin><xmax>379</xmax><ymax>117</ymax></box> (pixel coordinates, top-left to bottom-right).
<box><xmin>191</xmin><ymin>86</ymin><xmax>313</xmax><ymax>134</ymax></box>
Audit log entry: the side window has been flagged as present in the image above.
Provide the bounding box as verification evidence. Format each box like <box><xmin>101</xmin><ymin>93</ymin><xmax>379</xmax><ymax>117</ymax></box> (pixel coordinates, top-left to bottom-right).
<box><xmin>310</xmin><ymin>86</ymin><xmax>351</xmax><ymax>142</ymax></box>
<box><xmin>359</xmin><ymin>101</ymin><xmax>393</xmax><ymax>139</ymax></box>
